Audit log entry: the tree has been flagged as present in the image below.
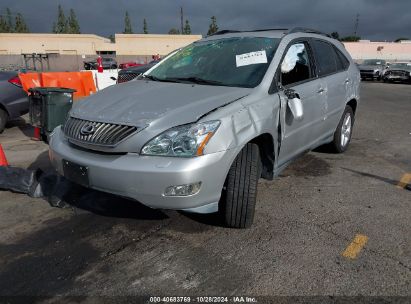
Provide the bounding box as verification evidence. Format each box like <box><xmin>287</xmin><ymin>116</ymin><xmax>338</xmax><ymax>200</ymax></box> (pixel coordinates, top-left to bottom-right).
<box><xmin>340</xmin><ymin>36</ymin><xmax>361</xmax><ymax>42</ymax></box>
<box><xmin>53</xmin><ymin>5</ymin><xmax>68</xmax><ymax>33</ymax></box>
<box><xmin>123</xmin><ymin>11</ymin><xmax>133</xmax><ymax>34</ymax></box>
<box><xmin>5</xmin><ymin>8</ymin><xmax>14</xmax><ymax>32</ymax></box>
<box><xmin>330</xmin><ymin>32</ymin><xmax>340</xmax><ymax>40</ymax></box>
<box><xmin>14</xmin><ymin>13</ymin><xmax>29</xmax><ymax>33</ymax></box>
<box><xmin>143</xmin><ymin>18</ymin><xmax>148</xmax><ymax>34</ymax></box>
<box><xmin>183</xmin><ymin>19</ymin><xmax>191</xmax><ymax>34</ymax></box>
<box><xmin>168</xmin><ymin>28</ymin><xmax>180</xmax><ymax>35</ymax></box>
<box><xmin>108</xmin><ymin>34</ymin><xmax>115</xmax><ymax>43</ymax></box>
<box><xmin>0</xmin><ymin>16</ymin><xmax>8</xmax><ymax>32</ymax></box>
<box><xmin>67</xmin><ymin>9</ymin><xmax>80</xmax><ymax>34</ymax></box>
<box><xmin>207</xmin><ymin>16</ymin><xmax>218</xmax><ymax>35</ymax></box>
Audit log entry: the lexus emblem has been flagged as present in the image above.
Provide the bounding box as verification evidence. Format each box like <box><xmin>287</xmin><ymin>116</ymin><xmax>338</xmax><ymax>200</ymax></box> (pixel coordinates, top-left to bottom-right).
<box><xmin>80</xmin><ymin>124</ymin><xmax>95</xmax><ymax>136</ymax></box>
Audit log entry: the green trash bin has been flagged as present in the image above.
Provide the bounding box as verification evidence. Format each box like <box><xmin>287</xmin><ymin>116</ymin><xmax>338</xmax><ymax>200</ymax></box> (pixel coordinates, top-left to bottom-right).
<box><xmin>29</xmin><ymin>87</ymin><xmax>76</xmax><ymax>142</ymax></box>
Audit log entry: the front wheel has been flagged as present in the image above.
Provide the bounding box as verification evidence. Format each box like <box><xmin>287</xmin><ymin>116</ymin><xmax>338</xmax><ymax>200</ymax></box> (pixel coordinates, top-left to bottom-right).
<box><xmin>220</xmin><ymin>143</ymin><xmax>261</xmax><ymax>228</ymax></box>
<box><xmin>329</xmin><ymin>106</ymin><xmax>354</xmax><ymax>153</ymax></box>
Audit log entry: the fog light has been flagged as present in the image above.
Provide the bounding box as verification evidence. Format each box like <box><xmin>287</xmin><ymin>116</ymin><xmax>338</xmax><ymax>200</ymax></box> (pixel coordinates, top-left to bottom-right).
<box><xmin>164</xmin><ymin>182</ymin><xmax>202</xmax><ymax>196</ymax></box>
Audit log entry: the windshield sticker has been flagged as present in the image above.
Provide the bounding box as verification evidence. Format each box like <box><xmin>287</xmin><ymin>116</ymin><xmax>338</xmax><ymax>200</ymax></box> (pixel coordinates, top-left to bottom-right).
<box><xmin>236</xmin><ymin>50</ymin><xmax>267</xmax><ymax>67</ymax></box>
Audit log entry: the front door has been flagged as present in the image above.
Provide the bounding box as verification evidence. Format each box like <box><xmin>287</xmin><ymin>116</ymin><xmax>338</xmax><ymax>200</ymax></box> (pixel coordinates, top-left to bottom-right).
<box><xmin>276</xmin><ymin>41</ymin><xmax>327</xmax><ymax>168</ymax></box>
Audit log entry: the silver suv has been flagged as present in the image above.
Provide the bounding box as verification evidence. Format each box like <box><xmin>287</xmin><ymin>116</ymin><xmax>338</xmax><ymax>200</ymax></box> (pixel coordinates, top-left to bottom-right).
<box><xmin>49</xmin><ymin>28</ymin><xmax>360</xmax><ymax>228</ymax></box>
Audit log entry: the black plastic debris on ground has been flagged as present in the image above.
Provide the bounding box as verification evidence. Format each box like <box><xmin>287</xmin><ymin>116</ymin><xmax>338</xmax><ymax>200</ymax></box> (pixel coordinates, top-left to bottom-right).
<box><xmin>0</xmin><ymin>166</ymin><xmax>42</xmax><ymax>197</ymax></box>
<box><xmin>0</xmin><ymin>166</ymin><xmax>74</xmax><ymax>208</ymax></box>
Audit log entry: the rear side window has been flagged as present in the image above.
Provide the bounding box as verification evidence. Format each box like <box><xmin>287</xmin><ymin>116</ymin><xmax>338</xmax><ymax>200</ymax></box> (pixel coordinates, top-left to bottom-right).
<box><xmin>334</xmin><ymin>47</ymin><xmax>350</xmax><ymax>71</ymax></box>
<box><xmin>311</xmin><ymin>40</ymin><xmax>338</xmax><ymax>76</ymax></box>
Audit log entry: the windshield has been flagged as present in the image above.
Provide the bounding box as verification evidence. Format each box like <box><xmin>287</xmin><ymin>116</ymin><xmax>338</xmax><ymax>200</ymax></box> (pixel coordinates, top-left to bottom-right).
<box><xmin>363</xmin><ymin>59</ymin><xmax>385</xmax><ymax>65</ymax></box>
<box><xmin>390</xmin><ymin>63</ymin><xmax>411</xmax><ymax>69</ymax></box>
<box><xmin>146</xmin><ymin>37</ymin><xmax>280</xmax><ymax>88</ymax></box>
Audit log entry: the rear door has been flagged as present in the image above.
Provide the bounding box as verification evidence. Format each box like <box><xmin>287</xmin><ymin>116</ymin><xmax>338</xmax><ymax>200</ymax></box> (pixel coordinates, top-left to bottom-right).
<box><xmin>310</xmin><ymin>40</ymin><xmax>349</xmax><ymax>135</ymax></box>
<box><xmin>276</xmin><ymin>40</ymin><xmax>328</xmax><ymax>167</ymax></box>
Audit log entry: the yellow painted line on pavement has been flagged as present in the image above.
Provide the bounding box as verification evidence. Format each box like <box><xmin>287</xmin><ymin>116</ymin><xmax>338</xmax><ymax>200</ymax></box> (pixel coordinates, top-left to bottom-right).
<box><xmin>397</xmin><ymin>173</ymin><xmax>411</xmax><ymax>189</ymax></box>
<box><xmin>342</xmin><ymin>234</ymin><xmax>368</xmax><ymax>259</ymax></box>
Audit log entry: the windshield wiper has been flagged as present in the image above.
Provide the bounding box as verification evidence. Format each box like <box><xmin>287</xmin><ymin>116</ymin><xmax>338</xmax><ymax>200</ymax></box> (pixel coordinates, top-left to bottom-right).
<box><xmin>143</xmin><ymin>75</ymin><xmax>178</xmax><ymax>83</ymax></box>
<box><xmin>163</xmin><ymin>77</ymin><xmax>225</xmax><ymax>86</ymax></box>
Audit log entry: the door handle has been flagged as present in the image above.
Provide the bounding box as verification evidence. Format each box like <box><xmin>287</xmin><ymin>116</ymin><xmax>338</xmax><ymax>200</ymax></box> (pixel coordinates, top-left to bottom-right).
<box><xmin>344</xmin><ymin>79</ymin><xmax>350</xmax><ymax>84</ymax></box>
<box><xmin>317</xmin><ymin>88</ymin><xmax>326</xmax><ymax>94</ymax></box>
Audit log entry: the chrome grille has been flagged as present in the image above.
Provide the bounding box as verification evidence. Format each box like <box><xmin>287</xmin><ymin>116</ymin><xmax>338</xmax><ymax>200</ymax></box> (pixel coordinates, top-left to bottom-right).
<box><xmin>117</xmin><ymin>73</ymin><xmax>139</xmax><ymax>83</ymax></box>
<box><xmin>388</xmin><ymin>70</ymin><xmax>408</xmax><ymax>76</ymax></box>
<box><xmin>63</xmin><ymin>117</ymin><xmax>138</xmax><ymax>146</ymax></box>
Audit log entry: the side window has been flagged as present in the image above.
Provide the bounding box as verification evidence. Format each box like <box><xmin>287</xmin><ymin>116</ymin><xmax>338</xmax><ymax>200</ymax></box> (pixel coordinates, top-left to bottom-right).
<box><xmin>334</xmin><ymin>47</ymin><xmax>350</xmax><ymax>71</ymax></box>
<box><xmin>311</xmin><ymin>40</ymin><xmax>338</xmax><ymax>76</ymax></box>
<box><xmin>280</xmin><ymin>43</ymin><xmax>312</xmax><ymax>86</ymax></box>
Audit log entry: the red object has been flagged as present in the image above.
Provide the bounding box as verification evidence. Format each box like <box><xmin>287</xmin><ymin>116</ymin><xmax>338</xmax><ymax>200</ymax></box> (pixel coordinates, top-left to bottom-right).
<box><xmin>8</xmin><ymin>76</ymin><xmax>22</xmax><ymax>88</ymax></box>
<box><xmin>119</xmin><ymin>62</ymin><xmax>143</xmax><ymax>69</ymax></box>
<box><xmin>32</xmin><ymin>127</ymin><xmax>41</xmax><ymax>141</ymax></box>
<box><xmin>0</xmin><ymin>144</ymin><xmax>8</xmax><ymax>166</ymax></box>
<box><xmin>97</xmin><ymin>56</ymin><xmax>103</xmax><ymax>73</ymax></box>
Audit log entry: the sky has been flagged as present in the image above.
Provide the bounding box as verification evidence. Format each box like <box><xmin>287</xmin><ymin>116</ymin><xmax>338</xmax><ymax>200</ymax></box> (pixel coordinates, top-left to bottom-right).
<box><xmin>0</xmin><ymin>0</ymin><xmax>410</xmax><ymax>41</ymax></box>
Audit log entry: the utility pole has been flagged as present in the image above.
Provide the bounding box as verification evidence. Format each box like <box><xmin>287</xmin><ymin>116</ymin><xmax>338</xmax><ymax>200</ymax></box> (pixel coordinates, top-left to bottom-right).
<box><xmin>180</xmin><ymin>7</ymin><xmax>184</xmax><ymax>35</ymax></box>
<box><xmin>354</xmin><ymin>13</ymin><xmax>360</xmax><ymax>36</ymax></box>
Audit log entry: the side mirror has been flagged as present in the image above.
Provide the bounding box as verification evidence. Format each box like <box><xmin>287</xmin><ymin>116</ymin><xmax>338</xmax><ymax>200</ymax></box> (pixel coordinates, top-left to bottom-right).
<box><xmin>284</xmin><ymin>89</ymin><xmax>304</xmax><ymax>121</ymax></box>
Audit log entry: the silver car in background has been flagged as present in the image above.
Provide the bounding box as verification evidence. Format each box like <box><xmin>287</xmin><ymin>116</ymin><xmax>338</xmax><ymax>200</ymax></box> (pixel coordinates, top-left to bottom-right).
<box><xmin>359</xmin><ymin>59</ymin><xmax>387</xmax><ymax>80</ymax></box>
<box><xmin>383</xmin><ymin>62</ymin><xmax>411</xmax><ymax>83</ymax></box>
<box><xmin>49</xmin><ymin>28</ymin><xmax>360</xmax><ymax>228</ymax></box>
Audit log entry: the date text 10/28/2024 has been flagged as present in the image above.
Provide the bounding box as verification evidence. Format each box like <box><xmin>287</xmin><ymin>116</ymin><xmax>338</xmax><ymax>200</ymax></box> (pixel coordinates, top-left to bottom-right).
<box><xmin>149</xmin><ymin>296</ymin><xmax>257</xmax><ymax>303</ymax></box>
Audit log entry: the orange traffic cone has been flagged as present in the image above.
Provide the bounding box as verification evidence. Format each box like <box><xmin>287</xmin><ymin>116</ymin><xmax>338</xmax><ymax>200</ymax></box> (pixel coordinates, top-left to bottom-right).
<box><xmin>32</xmin><ymin>126</ymin><xmax>41</xmax><ymax>141</ymax></box>
<box><xmin>0</xmin><ymin>144</ymin><xmax>8</xmax><ymax>166</ymax></box>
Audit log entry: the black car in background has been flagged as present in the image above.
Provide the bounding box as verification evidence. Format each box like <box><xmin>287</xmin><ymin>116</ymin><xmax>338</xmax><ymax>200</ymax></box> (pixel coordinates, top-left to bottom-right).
<box><xmin>0</xmin><ymin>71</ymin><xmax>29</xmax><ymax>132</ymax></box>
<box><xmin>383</xmin><ymin>62</ymin><xmax>411</xmax><ymax>83</ymax></box>
<box><xmin>83</xmin><ymin>57</ymin><xmax>118</xmax><ymax>70</ymax></box>
<box><xmin>117</xmin><ymin>60</ymin><xmax>159</xmax><ymax>83</ymax></box>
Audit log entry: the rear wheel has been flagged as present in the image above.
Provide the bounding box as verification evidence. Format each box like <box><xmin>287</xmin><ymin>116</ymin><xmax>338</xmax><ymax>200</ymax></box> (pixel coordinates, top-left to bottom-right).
<box><xmin>220</xmin><ymin>143</ymin><xmax>261</xmax><ymax>228</ymax></box>
<box><xmin>0</xmin><ymin>108</ymin><xmax>8</xmax><ymax>133</ymax></box>
<box><xmin>329</xmin><ymin>105</ymin><xmax>354</xmax><ymax>153</ymax></box>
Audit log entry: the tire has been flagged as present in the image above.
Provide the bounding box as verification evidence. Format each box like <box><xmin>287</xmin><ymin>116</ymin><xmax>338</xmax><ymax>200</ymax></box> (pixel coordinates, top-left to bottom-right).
<box><xmin>220</xmin><ymin>143</ymin><xmax>261</xmax><ymax>228</ymax></box>
<box><xmin>329</xmin><ymin>105</ymin><xmax>354</xmax><ymax>153</ymax></box>
<box><xmin>0</xmin><ymin>108</ymin><xmax>8</xmax><ymax>133</ymax></box>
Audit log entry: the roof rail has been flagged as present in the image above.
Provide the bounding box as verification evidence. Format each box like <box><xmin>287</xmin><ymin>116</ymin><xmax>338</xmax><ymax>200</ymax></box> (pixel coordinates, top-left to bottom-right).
<box><xmin>288</xmin><ymin>27</ymin><xmax>330</xmax><ymax>38</ymax></box>
<box><xmin>208</xmin><ymin>28</ymin><xmax>289</xmax><ymax>37</ymax></box>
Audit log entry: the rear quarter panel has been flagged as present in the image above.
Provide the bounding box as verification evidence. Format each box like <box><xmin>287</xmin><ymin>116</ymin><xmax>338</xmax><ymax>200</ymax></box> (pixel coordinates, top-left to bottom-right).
<box><xmin>0</xmin><ymin>81</ymin><xmax>29</xmax><ymax>119</ymax></box>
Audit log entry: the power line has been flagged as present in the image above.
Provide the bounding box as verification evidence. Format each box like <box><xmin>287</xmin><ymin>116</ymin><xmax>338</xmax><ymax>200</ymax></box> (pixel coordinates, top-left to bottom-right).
<box><xmin>180</xmin><ymin>7</ymin><xmax>183</xmax><ymax>34</ymax></box>
<box><xmin>354</xmin><ymin>13</ymin><xmax>360</xmax><ymax>36</ymax></box>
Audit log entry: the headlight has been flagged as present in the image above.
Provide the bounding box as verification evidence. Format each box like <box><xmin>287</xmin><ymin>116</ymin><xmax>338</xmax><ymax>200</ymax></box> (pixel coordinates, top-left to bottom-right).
<box><xmin>141</xmin><ymin>120</ymin><xmax>221</xmax><ymax>157</ymax></box>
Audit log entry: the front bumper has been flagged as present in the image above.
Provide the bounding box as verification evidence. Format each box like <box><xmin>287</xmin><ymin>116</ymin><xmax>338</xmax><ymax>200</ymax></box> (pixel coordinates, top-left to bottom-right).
<box><xmin>360</xmin><ymin>71</ymin><xmax>380</xmax><ymax>79</ymax></box>
<box><xmin>383</xmin><ymin>75</ymin><xmax>411</xmax><ymax>82</ymax></box>
<box><xmin>49</xmin><ymin>127</ymin><xmax>237</xmax><ymax>213</ymax></box>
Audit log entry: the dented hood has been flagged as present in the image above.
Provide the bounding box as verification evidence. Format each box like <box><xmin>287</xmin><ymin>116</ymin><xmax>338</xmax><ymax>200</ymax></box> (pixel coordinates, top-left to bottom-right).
<box><xmin>70</xmin><ymin>79</ymin><xmax>250</xmax><ymax>127</ymax></box>
<box><xmin>358</xmin><ymin>64</ymin><xmax>382</xmax><ymax>71</ymax></box>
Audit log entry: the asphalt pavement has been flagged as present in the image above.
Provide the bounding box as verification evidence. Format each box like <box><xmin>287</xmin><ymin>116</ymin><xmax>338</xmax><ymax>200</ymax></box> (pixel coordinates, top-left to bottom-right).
<box><xmin>0</xmin><ymin>82</ymin><xmax>410</xmax><ymax>301</ymax></box>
